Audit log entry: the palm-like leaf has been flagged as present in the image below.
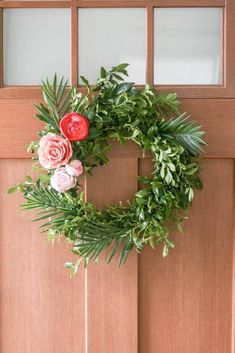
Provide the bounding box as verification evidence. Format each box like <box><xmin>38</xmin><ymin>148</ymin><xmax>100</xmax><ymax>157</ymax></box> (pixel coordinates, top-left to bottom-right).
<box><xmin>34</xmin><ymin>74</ymin><xmax>73</xmax><ymax>129</ymax></box>
<box><xmin>73</xmin><ymin>220</ymin><xmax>134</xmax><ymax>266</ymax></box>
<box><xmin>21</xmin><ymin>185</ymin><xmax>134</xmax><ymax>266</ymax></box>
<box><xmin>21</xmin><ymin>185</ymin><xmax>76</xmax><ymax>230</ymax></box>
<box><xmin>158</xmin><ymin>113</ymin><xmax>207</xmax><ymax>155</ymax></box>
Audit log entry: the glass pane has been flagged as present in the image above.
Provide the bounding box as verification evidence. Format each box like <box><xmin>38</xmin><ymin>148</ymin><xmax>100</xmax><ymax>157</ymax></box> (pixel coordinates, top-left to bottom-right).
<box><xmin>78</xmin><ymin>9</ymin><xmax>146</xmax><ymax>84</ymax></box>
<box><xmin>154</xmin><ymin>8</ymin><xmax>223</xmax><ymax>85</ymax></box>
<box><xmin>3</xmin><ymin>9</ymin><xmax>70</xmax><ymax>85</ymax></box>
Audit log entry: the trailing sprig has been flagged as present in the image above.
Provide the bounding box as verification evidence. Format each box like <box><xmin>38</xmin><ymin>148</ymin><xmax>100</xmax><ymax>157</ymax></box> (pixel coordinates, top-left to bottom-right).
<box><xmin>8</xmin><ymin>64</ymin><xmax>206</xmax><ymax>275</ymax></box>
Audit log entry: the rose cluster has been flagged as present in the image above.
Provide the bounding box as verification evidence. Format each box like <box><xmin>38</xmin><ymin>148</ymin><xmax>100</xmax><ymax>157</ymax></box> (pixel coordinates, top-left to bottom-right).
<box><xmin>38</xmin><ymin>112</ymin><xmax>89</xmax><ymax>193</ymax></box>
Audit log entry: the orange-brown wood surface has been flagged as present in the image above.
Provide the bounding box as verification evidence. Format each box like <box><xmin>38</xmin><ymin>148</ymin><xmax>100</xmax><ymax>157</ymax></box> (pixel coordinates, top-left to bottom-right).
<box><xmin>86</xmin><ymin>159</ymin><xmax>138</xmax><ymax>353</ymax></box>
<box><xmin>138</xmin><ymin>159</ymin><xmax>234</xmax><ymax>353</ymax></box>
<box><xmin>1</xmin><ymin>154</ymin><xmax>235</xmax><ymax>353</ymax></box>
<box><xmin>1</xmin><ymin>98</ymin><xmax>235</xmax><ymax>159</ymax></box>
<box><xmin>0</xmin><ymin>160</ymin><xmax>86</xmax><ymax>353</ymax></box>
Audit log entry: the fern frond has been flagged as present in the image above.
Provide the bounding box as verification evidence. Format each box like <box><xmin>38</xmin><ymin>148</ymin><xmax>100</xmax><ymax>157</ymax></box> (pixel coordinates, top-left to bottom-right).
<box><xmin>158</xmin><ymin>113</ymin><xmax>207</xmax><ymax>156</ymax></box>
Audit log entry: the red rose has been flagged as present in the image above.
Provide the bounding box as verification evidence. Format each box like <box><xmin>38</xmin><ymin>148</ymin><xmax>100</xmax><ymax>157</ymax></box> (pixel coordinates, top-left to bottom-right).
<box><xmin>60</xmin><ymin>113</ymin><xmax>89</xmax><ymax>142</ymax></box>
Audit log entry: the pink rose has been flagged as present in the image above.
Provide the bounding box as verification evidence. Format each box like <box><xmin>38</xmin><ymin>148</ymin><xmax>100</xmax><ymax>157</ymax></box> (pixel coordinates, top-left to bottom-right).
<box><xmin>65</xmin><ymin>160</ymin><xmax>83</xmax><ymax>177</ymax></box>
<box><xmin>50</xmin><ymin>167</ymin><xmax>77</xmax><ymax>193</ymax></box>
<box><xmin>38</xmin><ymin>133</ymin><xmax>72</xmax><ymax>169</ymax></box>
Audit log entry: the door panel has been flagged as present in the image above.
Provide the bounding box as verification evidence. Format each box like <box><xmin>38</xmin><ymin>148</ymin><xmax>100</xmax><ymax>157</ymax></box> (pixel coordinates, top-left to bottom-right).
<box><xmin>86</xmin><ymin>255</ymin><xmax>138</xmax><ymax>353</ymax></box>
<box><xmin>0</xmin><ymin>160</ymin><xmax>85</xmax><ymax>353</ymax></box>
<box><xmin>1</xmin><ymin>111</ymin><xmax>235</xmax><ymax>352</ymax></box>
<box><xmin>139</xmin><ymin>159</ymin><xmax>234</xmax><ymax>353</ymax></box>
<box><xmin>86</xmin><ymin>158</ymin><xmax>138</xmax><ymax>353</ymax></box>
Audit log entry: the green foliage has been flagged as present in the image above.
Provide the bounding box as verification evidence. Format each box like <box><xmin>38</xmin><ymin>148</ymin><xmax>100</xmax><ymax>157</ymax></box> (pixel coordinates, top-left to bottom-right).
<box><xmin>158</xmin><ymin>113</ymin><xmax>206</xmax><ymax>155</ymax></box>
<box><xmin>10</xmin><ymin>64</ymin><xmax>206</xmax><ymax>273</ymax></box>
<box><xmin>34</xmin><ymin>75</ymin><xmax>73</xmax><ymax>132</ymax></box>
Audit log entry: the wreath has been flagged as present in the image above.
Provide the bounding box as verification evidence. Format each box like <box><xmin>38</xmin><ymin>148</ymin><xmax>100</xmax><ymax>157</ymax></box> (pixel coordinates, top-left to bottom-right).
<box><xmin>8</xmin><ymin>64</ymin><xmax>206</xmax><ymax>275</ymax></box>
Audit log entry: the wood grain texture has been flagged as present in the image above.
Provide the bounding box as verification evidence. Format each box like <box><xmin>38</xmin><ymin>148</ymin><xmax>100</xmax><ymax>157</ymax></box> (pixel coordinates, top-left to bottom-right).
<box><xmin>2</xmin><ymin>99</ymin><xmax>235</xmax><ymax>159</ymax></box>
<box><xmin>225</xmin><ymin>0</ymin><xmax>235</xmax><ymax>89</ymax></box>
<box><xmin>1</xmin><ymin>86</ymin><xmax>235</xmax><ymax>100</ymax></box>
<box><xmin>0</xmin><ymin>9</ymin><xmax>3</xmax><ymax>87</ymax></box>
<box><xmin>2</xmin><ymin>85</ymin><xmax>235</xmax><ymax>100</ymax></box>
<box><xmin>86</xmin><ymin>157</ymin><xmax>138</xmax><ymax>207</ymax></box>
<box><xmin>0</xmin><ymin>0</ymin><xmax>224</xmax><ymax>5</ymax></box>
<box><xmin>150</xmin><ymin>0</ymin><xmax>225</xmax><ymax>5</ymax></box>
<box><xmin>72</xmin><ymin>0</ymin><xmax>225</xmax><ymax>6</ymax></box>
<box><xmin>85</xmin><ymin>158</ymin><xmax>138</xmax><ymax>353</ymax></box>
<box><xmin>0</xmin><ymin>99</ymin><xmax>44</xmax><ymax>158</ymax></box>
<box><xmin>146</xmin><ymin>5</ymin><xmax>154</xmax><ymax>87</ymax></box>
<box><xmin>138</xmin><ymin>159</ymin><xmax>234</xmax><ymax>353</ymax></box>
<box><xmin>0</xmin><ymin>160</ymin><xmax>85</xmax><ymax>353</ymax></box>
<box><xmin>71</xmin><ymin>5</ymin><xmax>78</xmax><ymax>86</ymax></box>
<box><xmin>0</xmin><ymin>1</ymin><xmax>71</xmax><ymax>8</ymax></box>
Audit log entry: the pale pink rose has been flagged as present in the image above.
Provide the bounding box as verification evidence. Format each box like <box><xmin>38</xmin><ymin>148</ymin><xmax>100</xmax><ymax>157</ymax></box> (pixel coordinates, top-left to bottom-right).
<box><xmin>38</xmin><ymin>133</ymin><xmax>72</xmax><ymax>169</ymax></box>
<box><xmin>50</xmin><ymin>167</ymin><xmax>77</xmax><ymax>193</ymax></box>
<box><xmin>65</xmin><ymin>160</ymin><xmax>83</xmax><ymax>177</ymax></box>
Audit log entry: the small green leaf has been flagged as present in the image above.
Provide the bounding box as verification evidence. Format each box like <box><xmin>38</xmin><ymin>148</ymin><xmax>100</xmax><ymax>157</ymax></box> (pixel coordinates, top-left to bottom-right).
<box><xmin>116</xmin><ymin>63</ymin><xmax>129</xmax><ymax>71</ymax></box>
<box><xmin>7</xmin><ymin>186</ymin><xmax>17</xmax><ymax>194</ymax></box>
<box><xmin>165</xmin><ymin>169</ymin><xmax>172</xmax><ymax>184</ymax></box>
<box><xmin>112</xmin><ymin>73</ymin><xmax>124</xmax><ymax>81</ymax></box>
<box><xmin>188</xmin><ymin>187</ymin><xmax>194</xmax><ymax>202</ymax></box>
<box><xmin>167</xmin><ymin>163</ymin><xmax>176</xmax><ymax>172</ymax></box>
<box><xmin>163</xmin><ymin>243</ymin><xmax>169</xmax><ymax>257</ymax></box>
<box><xmin>39</xmin><ymin>174</ymin><xmax>51</xmax><ymax>183</ymax></box>
<box><xmin>135</xmin><ymin>189</ymin><xmax>149</xmax><ymax>198</ymax></box>
<box><xmin>100</xmin><ymin>66</ymin><xmax>106</xmax><ymax>78</ymax></box>
<box><xmin>64</xmin><ymin>260</ymin><xmax>81</xmax><ymax>277</ymax></box>
<box><xmin>165</xmin><ymin>238</ymin><xmax>175</xmax><ymax>248</ymax></box>
<box><xmin>177</xmin><ymin>223</ymin><xmax>184</xmax><ymax>234</ymax></box>
<box><xmin>80</xmin><ymin>76</ymin><xmax>90</xmax><ymax>86</ymax></box>
<box><xmin>160</xmin><ymin>165</ymin><xmax>165</xmax><ymax>179</ymax></box>
<box><xmin>17</xmin><ymin>185</ymin><xmax>26</xmax><ymax>193</ymax></box>
<box><xmin>25</xmin><ymin>175</ymin><xmax>33</xmax><ymax>183</ymax></box>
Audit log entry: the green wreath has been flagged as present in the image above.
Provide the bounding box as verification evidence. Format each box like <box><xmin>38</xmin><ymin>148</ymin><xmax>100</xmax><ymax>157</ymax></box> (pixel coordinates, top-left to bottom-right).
<box><xmin>8</xmin><ymin>64</ymin><xmax>206</xmax><ymax>275</ymax></box>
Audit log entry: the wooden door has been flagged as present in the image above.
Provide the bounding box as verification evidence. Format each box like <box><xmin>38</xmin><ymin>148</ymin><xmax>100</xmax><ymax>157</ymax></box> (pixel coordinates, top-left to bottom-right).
<box><xmin>0</xmin><ymin>1</ymin><xmax>235</xmax><ymax>352</ymax></box>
